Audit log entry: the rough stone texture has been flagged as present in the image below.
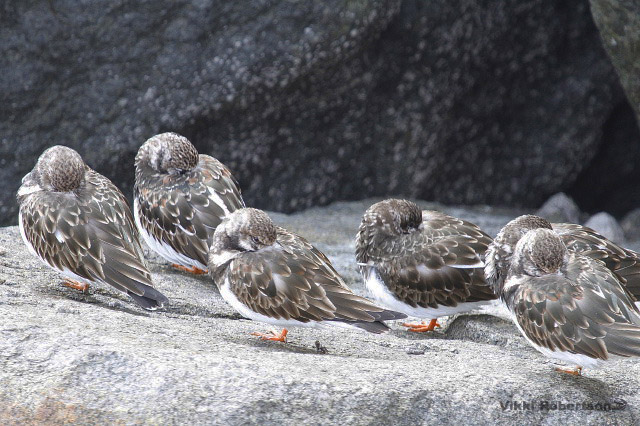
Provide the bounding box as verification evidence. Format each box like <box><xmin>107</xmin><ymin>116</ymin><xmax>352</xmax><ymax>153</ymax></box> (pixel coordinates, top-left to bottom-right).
<box><xmin>590</xmin><ymin>0</ymin><xmax>640</xmax><ymax>118</ymax></box>
<box><xmin>584</xmin><ymin>211</ymin><xmax>626</xmax><ymax>244</ymax></box>
<box><xmin>568</xmin><ymin>100</ymin><xmax>640</xmax><ymax>217</ymax></box>
<box><xmin>0</xmin><ymin>0</ymin><xmax>631</xmax><ymax>226</ymax></box>
<box><xmin>2</xmin><ymin>199</ymin><xmax>640</xmax><ymax>424</ymax></box>
<box><xmin>584</xmin><ymin>1</ymin><xmax>640</xmax><ymax>218</ymax></box>
<box><xmin>622</xmin><ymin>208</ymin><xmax>640</xmax><ymax>241</ymax></box>
<box><xmin>535</xmin><ymin>192</ymin><xmax>582</xmax><ymax>224</ymax></box>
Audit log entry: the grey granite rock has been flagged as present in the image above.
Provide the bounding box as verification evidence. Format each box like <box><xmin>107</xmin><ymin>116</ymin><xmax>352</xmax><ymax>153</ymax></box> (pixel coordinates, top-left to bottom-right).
<box><xmin>0</xmin><ymin>0</ymin><xmax>630</xmax><ymax>226</ymax></box>
<box><xmin>622</xmin><ymin>208</ymin><xmax>640</xmax><ymax>241</ymax></box>
<box><xmin>1</xmin><ymin>199</ymin><xmax>639</xmax><ymax>424</ymax></box>
<box><xmin>536</xmin><ymin>193</ymin><xmax>582</xmax><ymax>224</ymax></box>
<box><xmin>568</xmin><ymin>101</ymin><xmax>640</xmax><ymax>218</ymax></box>
<box><xmin>582</xmin><ymin>1</ymin><xmax>640</xmax><ymax>217</ymax></box>
<box><xmin>584</xmin><ymin>211</ymin><xmax>626</xmax><ymax>243</ymax></box>
<box><xmin>590</xmin><ymin>0</ymin><xmax>640</xmax><ymax>118</ymax></box>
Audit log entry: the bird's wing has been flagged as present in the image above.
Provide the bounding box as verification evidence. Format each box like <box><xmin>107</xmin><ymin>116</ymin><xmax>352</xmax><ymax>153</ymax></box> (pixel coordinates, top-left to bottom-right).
<box><xmin>366</xmin><ymin>211</ymin><xmax>496</xmax><ymax>308</ymax></box>
<box><xmin>505</xmin><ymin>255</ymin><xmax>640</xmax><ymax>360</ymax></box>
<box><xmin>21</xmin><ymin>171</ymin><xmax>163</xmax><ymax>303</ymax></box>
<box><xmin>554</xmin><ymin>223</ymin><xmax>640</xmax><ymax>300</ymax></box>
<box><xmin>135</xmin><ymin>155</ymin><xmax>244</xmax><ymax>266</ymax></box>
<box><xmin>225</xmin><ymin>228</ymin><xmax>401</xmax><ymax>326</ymax></box>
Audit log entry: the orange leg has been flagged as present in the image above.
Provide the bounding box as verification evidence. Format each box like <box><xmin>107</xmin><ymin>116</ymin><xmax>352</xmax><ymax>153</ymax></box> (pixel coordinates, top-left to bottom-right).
<box><xmin>402</xmin><ymin>319</ymin><xmax>441</xmax><ymax>332</ymax></box>
<box><xmin>251</xmin><ymin>328</ymin><xmax>288</xmax><ymax>343</ymax></box>
<box><xmin>171</xmin><ymin>264</ymin><xmax>208</xmax><ymax>275</ymax></box>
<box><xmin>555</xmin><ymin>366</ymin><xmax>582</xmax><ymax>376</ymax></box>
<box><xmin>62</xmin><ymin>279</ymin><xmax>89</xmax><ymax>293</ymax></box>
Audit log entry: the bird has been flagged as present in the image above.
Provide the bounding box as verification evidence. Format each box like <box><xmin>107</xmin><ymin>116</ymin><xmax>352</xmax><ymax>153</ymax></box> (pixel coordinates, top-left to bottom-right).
<box><xmin>355</xmin><ymin>199</ymin><xmax>496</xmax><ymax>333</ymax></box>
<box><xmin>134</xmin><ymin>132</ymin><xmax>244</xmax><ymax>275</ymax></box>
<box><xmin>208</xmin><ymin>208</ymin><xmax>407</xmax><ymax>342</ymax></box>
<box><xmin>17</xmin><ymin>145</ymin><xmax>169</xmax><ymax>310</ymax></box>
<box><xmin>497</xmin><ymin>227</ymin><xmax>640</xmax><ymax>375</ymax></box>
<box><xmin>485</xmin><ymin>215</ymin><xmax>640</xmax><ymax>306</ymax></box>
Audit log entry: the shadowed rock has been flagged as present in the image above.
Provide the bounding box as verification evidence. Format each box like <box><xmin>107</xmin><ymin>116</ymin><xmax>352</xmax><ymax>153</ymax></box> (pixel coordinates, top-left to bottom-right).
<box><xmin>0</xmin><ymin>0</ymin><xmax>633</xmax><ymax>225</ymax></box>
<box><xmin>590</xmin><ymin>0</ymin><xmax>640</xmax><ymax>118</ymax></box>
<box><xmin>585</xmin><ymin>212</ymin><xmax>626</xmax><ymax>244</ymax></box>
<box><xmin>536</xmin><ymin>193</ymin><xmax>582</xmax><ymax>224</ymax></box>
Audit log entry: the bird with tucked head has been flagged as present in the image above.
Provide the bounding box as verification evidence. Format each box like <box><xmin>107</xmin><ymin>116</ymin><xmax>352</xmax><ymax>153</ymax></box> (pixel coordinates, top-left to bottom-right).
<box><xmin>355</xmin><ymin>199</ymin><xmax>496</xmax><ymax>333</ymax></box>
<box><xmin>134</xmin><ymin>132</ymin><xmax>245</xmax><ymax>275</ymax></box>
<box><xmin>18</xmin><ymin>145</ymin><xmax>168</xmax><ymax>310</ymax></box>
<box><xmin>208</xmin><ymin>208</ymin><xmax>407</xmax><ymax>343</ymax></box>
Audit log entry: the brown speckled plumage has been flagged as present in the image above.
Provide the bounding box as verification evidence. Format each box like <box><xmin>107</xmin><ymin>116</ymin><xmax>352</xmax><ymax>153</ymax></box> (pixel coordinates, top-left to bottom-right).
<box><xmin>355</xmin><ymin>199</ymin><xmax>496</xmax><ymax>314</ymax></box>
<box><xmin>485</xmin><ymin>215</ymin><xmax>640</xmax><ymax>301</ymax></box>
<box><xmin>209</xmin><ymin>208</ymin><xmax>406</xmax><ymax>333</ymax></box>
<box><xmin>502</xmin><ymin>229</ymin><xmax>640</xmax><ymax>364</ymax></box>
<box><xmin>17</xmin><ymin>146</ymin><xmax>168</xmax><ymax>310</ymax></box>
<box><xmin>32</xmin><ymin>146</ymin><xmax>86</xmax><ymax>192</ymax></box>
<box><xmin>134</xmin><ymin>133</ymin><xmax>244</xmax><ymax>269</ymax></box>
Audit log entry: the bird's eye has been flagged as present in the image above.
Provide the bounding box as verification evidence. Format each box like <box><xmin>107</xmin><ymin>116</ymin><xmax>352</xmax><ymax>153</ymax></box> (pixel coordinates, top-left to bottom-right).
<box><xmin>251</xmin><ymin>236</ymin><xmax>260</xmax><ymax>245</ymax></box>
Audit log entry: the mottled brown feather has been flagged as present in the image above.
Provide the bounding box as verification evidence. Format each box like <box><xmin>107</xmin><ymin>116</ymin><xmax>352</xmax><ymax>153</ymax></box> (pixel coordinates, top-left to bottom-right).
<box><xmin>553</xmin><ymin>223</ymin><xmax>640</xmax><ymax>300</ymax></box>
<box><xmin>20</xmin><ymin>169</ymin><xmax>167</xmax><ymax>308</ymax></box>
<box><xmin>212</xmin><ymin>226</ymin><xmax>404</xmax><ymax>331</ymax></box>
<box><xmin>357</xmin><ymin>209</ymin><xmax>496</xmax><ymax>309</ymax></box>
<box><xmin>135</xmin><ymin>154</ymin><xmax>244</xmax><ymax>266</ymax></box>
<box><xmin>486</xmin><ymin>215</ymin><xmax>640</xmax><ymax>302</ymax></box>
<box><xmin>504</xmin><ymin>254</ymin><xmax>640</xmax><ymax>360</ymax></box>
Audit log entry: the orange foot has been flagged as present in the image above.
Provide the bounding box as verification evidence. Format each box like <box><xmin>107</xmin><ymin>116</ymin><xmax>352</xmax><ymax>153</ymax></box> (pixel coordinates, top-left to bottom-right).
<box><xmin>251</xmin><ymin>328</ymin><xmax>288</xmax><ymax>343</ymax></box>
<box><xmin>402</xmin><ymin>319</ymin><xmax>441</xmax><ymax>333</ymax></box>
<box><xmin>171</xmin><ymin>264</ymin><xmax>208</xmax><ymax>275</ymax></box>
<box><xmin>555</xmin><ymin>366</ymin><xmax>582</xmax><ymax>376</ymax></box>
<box><xmin>62</xmin><ymin>279</ymin><xmax>89</xmax><ymax>293</ymax></box>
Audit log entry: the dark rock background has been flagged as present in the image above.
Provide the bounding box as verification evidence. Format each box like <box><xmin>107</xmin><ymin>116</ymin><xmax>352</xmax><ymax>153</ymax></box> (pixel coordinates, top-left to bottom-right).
<box><xmin>568</xmin><ymin>101</ymin><xmax>640</xmax><ymax>217</ymax></box>
<box><xmin>583</xmin><ymin>0</ymin><xmax>640</xmax><ymax>216</ymax></box>
<box><xmin>2</xmin><ymin>0</ymin><xmax>640</xmax><ymax>225</ymax></box>
<box><xmin>590</xmin><ymin>0</ymin><xmax>640</xmax><ymax>118</ymax></box>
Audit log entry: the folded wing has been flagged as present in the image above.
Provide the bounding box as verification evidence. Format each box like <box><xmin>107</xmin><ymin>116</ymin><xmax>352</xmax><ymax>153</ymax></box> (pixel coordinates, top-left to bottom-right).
<box><xmin>226</xmin><ymin>229</ymin><xmax>404</xmax><ymax>333</ymax></box>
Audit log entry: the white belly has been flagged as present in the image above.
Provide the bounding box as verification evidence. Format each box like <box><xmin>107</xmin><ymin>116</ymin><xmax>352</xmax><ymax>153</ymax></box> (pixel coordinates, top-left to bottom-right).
<box><xmin>363</xmin><ymin>266</ymin><xmax>492</xmax><ymax>319</ymax></box>
<box><xmin>508</xmin><ymin>311</ymin><xmax>601</xmax><ymax>369</ymax></box>
<box><xmin>218</xmin><ymin>277</ymin><xmax>318</xmax><ymax>329</ymax></box>
<box><xmin>133</xmin><ymin>199</ymin><xmax>207</xmax><ymax>270</ymax></box>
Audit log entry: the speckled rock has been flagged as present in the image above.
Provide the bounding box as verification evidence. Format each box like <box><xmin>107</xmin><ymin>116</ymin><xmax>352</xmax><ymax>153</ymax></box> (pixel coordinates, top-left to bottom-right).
<box><xmin>621</xmin><ymin>208</ymin><xmax>640</xmax><ymax>241</ymax></box>
<box><xmin>568</xmin><ymin>101</ymin><xmax>640</xmax><ymax>218</ymax></box>
<box><xmin>1</xmin><ymin>199</ymin><xmax>640</xmax><ymax>424</ymax></box>
<box><xmin>585</xmin><ymin>211</ymin><xmax>626</xmax><ymax>244</ymax></box>
<box><xmin>536</xmin><ymin>193</ymin><xmax>582</xmax><ymax>224</ymax></box>
<box><xmin>590</xmin><ymin>0</ymin><xmax>640</xmax><ymax>117</ymax></box>
<box><xmin>0</xmin><ymin>0</ymin><xmax>629</xmax><ymax>226</ymax></box>
<box><xmin>579</xmin><ymin>0</ymin><xmax>640</xmax><ymax>217</ymax></box>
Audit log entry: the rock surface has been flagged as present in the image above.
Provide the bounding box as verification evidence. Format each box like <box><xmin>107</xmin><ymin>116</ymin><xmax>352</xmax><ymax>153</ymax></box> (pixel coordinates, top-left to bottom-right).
<box><xmin>568</xmin><ymin>100</ymin><xmax>640</xmax><ymax>218</ymax></box>
<box><xmin>582</xmin><ymin>1</ymin><xmax>640</xmax><ymax>218</ymax></box>
<box><xmin>2</xmin><ymin>199</ymin><xmax>640</xmax><ymax>424</ymax></box>
<box><xmin>535</xmin><ymin>192</ymin><xmax>582</xmax><ymax>224</ymax></box>
<box><xmin>622</xmin><ymin>208</ymin><xmax>640</xmax><ymax>241</ymax></box>
<box><xmin>584</xmin><ymin>211</ymin><xmax>626</xmax><ymax>244</ymax></box>
<box><xmin>1</xmin><ymin>0</ymin><xmax>634</xmax><ymax>226</ymax></box>
<box><xmin>590</xmin><ymin>0</ymin><xmax>640</xmax><ymax>118</ymax></box>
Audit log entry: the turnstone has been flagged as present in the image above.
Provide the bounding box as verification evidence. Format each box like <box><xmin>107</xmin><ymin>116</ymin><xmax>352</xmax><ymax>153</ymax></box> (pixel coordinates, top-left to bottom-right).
<box><xmin>134</xmin><ymin>132</ymin><xmax>244</xmax><ymax>274</ymax></box>
<box><xmin>485</xmin><ymin>215</ymin><xmax>640</xmax><ymax>305</ymax></box>
<box><xmin>499</xmin><ymin>228</ymin><xmax>640</xmax><ymax>375</ymax></box>
<box><xmin>208</xmin><ymin>208</ymin><xmax>406</xmax><ymax>342</ymax></box>
<box><xmin>17</xmin><ymin>146</ymin><xmax>169</xmax><ymax>310</ymax></box>
<box><xmin>355</xmin><ymin>199</ymin><xmax>496</xmax><ymax>332</ymax></box>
